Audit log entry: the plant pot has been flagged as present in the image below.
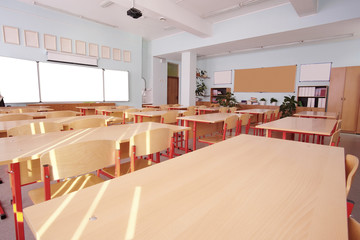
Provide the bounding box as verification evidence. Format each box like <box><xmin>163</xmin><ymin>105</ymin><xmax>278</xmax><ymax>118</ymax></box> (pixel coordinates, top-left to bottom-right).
<box><xmin>259</xmin><ymin>101</ymin><xmax>266</xmax><ymax>105</ymax></box>
<box><xmin>271</xmin><ymin>102</ymin><xmax>277</xmax><ymax>106</ymax></box>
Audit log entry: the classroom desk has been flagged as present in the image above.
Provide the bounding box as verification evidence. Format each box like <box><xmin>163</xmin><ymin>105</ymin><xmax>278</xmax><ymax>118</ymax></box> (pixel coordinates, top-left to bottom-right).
<box><xmin>195</xmin><ymin>107</ymin><xmax>219</xmax><ymax>115</ymax></box>
<box><xmin>236</xmin><ymin>108</ymin><xmax>270</xmax><ymax>122</ymax></box>
<box><xmin>76</xmin><ymin>106</ymin><xmax>110</xmax><ymax>115</ymax></box>
<box><xmin>0</xmin><ymin>111</ymin><xmax>80</xmax><ymax>120</ymax></box>
<box><xmin>177</xmin><ymin>113</ymin><xmax>238</xmax><ymax>152</ymax></box>
<box><xmin>256</xmin><ymin>117</ymin><xmax>337</xmax><ymax>142</ymax></box>
<box><xmin>0</xmin><ymin>106</ymin><xmax>52</xmax><ymax>113</ymax></box>
<box><xmin>167</xmin><ymin>106</ymin><xmax>188</xmax><ymax>110</ymax></box>
<box><xmin>143</xmin><ymin>105</ymin><xmax>161</xmax><ymax>109</ymax></box>
<box><xmin>0</xmin><ymin>115</ymin><xmax>121</xmax><ymax>136</ymax></box>
<box><xmin>23</xmin><ymin>135</ymin><xmax>347</xmax><ymax>240</ymax></box>
<box><xmin>132</xmin><ymin>110</ymin><xmax>186</xmax><ymax>123</ymax></box>
<box><xmin>0</xmin><ymin>122</ymin><xmax>189</xmax><ymax>240</ymax></box>
<box><xmin>294</xmin><ymin>111</ymin><xmax>338</xmax><ymax>119</ymax></box>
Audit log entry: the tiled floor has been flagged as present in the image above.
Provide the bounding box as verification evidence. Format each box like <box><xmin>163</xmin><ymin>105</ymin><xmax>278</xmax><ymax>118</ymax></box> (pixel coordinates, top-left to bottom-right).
<box><xmin>0</xmin><ymin>132</ymin><xmax>359</xmax><ymax>239</ymax></box>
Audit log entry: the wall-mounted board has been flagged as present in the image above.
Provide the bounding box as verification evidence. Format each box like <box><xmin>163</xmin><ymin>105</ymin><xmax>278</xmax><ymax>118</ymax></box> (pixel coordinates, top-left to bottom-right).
<box><xmin>214</xmin><ymin>70</ymin><xmax>232</xmax><ymax>85</ymax></box>
<box><xmin>299</xmin><ymin>62</ymin><xmax>332</xmax><ymax>82</ymax></box>
<box><xmin>234</xmin><ymin>65</ymin><xmax>296</xmax><ymax>92</ymax></box>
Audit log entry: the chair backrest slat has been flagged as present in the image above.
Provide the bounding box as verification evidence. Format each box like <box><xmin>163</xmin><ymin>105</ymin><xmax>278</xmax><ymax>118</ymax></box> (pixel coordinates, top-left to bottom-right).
<box><xmin>8</xmin><ymin>122</ymin><xmax>63</xmax><ymax>136</ymax></box>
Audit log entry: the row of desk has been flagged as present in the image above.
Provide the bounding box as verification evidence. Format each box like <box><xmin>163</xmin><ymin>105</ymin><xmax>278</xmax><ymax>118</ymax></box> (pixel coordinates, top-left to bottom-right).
<box><xmin>0</xmin><ymin>107</ymin><xmax>346</xmax><ymax>239</ymax></box>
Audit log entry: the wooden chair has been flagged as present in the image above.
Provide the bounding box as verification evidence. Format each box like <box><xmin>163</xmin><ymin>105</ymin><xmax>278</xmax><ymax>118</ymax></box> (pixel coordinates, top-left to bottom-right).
<box><xmin>116</xmin><ymin>105</ymin><xmax>130</xmax><ymax>109</ymax></box>
<box><xmin>219</xmin><ymin>107</ymin><xmax>229</xmax><ymax>113</ymax></box>
<box><xmin>210</xmin><ymin>103</ymin><xmax>220</xmax><ymax>107</ymax></box>
<box><xmin>101</xmin><ymin>128</ymin><xmax>175</xmax><ymax>178</ymax></box>
<box><xmin>0</xmin><ymin>114</ymin><xmax>32</xmax><ymax>121</ymax></box>
<box><xmin>160</xmin><ymin>111</ymin><xmax>178</xmax><ymax>124</ymax></box>
<box><xmin>7</xmin><ymin>122</ymin><xmax>63</xmax><ymax>137</ymax></box>
<box><xmin>122</xmin><ymin>108</ymin><xmax>138</xmax><ymax>124</ymax></box>
<box><xmin>28</xmin><ymin>140</ymin><xmax>117</xmax><ymax>204</ymax></box>
<box><xmin>348</xmin><ymin>216</ymin><xmax>360</xmax><ymax>240</ymax></box>
<box><xmin>273</xmin><ymin>108</ymin><xmax>280</xmax><ymax>120</ymax></box>
<box><xmin>197</xmin><ymin>105</ymin><xmax>207</xmax><ymax>115</ymax></box>
<box><xmin>160</xmin><ymin>105</ymin><xmax>169</xmax><ymax>110</ymax></box>
<box><xmin>329</xmin><ymin>130</ymin><xmax>341</xmax><ymax>146</ymax></box>
<box><xmin>186</xmin><ymin>106</ymin><xmax>196</xmax><ymax>115</ymax></box>
<box><xmin>172</xmin><ymin>104</ymin><xmax>180</xmax><ymax>107</ymax></box>
<box><xmin>198</xmin><ymin>115</ymin><xmax>239</xmax><ymax>145</ymax></box>
<box><xmin>68</xmin><ymin>118</ymin><xmax>107</xmax><ymax>130</ymax></box>
<box><xmin>46</xmin><ymin>111</ymin><xmax>77</xmax><ymax>118</ymax></box>
<box><xmin>95</xmin><ymin>106</ymin><xmax>113</xmax><ymax>115</ymax></box>
<box><xmin>237</xmin><ymin>113</ymin><xmax>251</xmax><ymax>135</ymax></box>
<box><xmin>229</xmin><ymin>107</ymin><xmax>237</xmax><ymax>113</ymax></box>
<box><xmin>345</xmin><ymin>154</ymin><xmax>359</xmax><ymax>196</ymax></box>
<box><xmin>140</xmin><ymin>108</ymin><xmax>154</xmax><ymax>112</ymax></box>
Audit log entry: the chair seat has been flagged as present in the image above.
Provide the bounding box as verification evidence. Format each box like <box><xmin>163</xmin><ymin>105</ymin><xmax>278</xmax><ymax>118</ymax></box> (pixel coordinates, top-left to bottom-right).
<box><xmin>28</xmin><ymin>173</ymin><xmax>104</xmax><ymax>204</ymax></box>
<box><xmin>102</xmin><ymin>158</ymin><xmax>153</xmax><ymax>177</ymax></box>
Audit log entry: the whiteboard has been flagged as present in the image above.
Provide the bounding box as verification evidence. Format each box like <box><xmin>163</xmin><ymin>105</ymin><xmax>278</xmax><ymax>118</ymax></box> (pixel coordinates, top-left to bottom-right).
<box><xmin>214</xmin><ymin>70</ymin><xmax>232</xmax><ymax>84</ymax></box>
<box><xmin>104</xmin><ymin>70</ymin><xmax>129</xmax><ymax>101</ymax></box>
<box><xmin>299</xmin><ymin>63</ymin><xmax>332</xmax><ymax>82</ymax></box>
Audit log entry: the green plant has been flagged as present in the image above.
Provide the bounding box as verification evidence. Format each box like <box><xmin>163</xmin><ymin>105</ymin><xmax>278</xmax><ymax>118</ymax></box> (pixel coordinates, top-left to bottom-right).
<box><xmin>279</xmin><ymin>95</ymin><xmax>301</xmax><ymax>118</ymax></box>
<box><xmin>216</xmin><ymin>92</ymin><xmax>238</xmax><ymax>107</ymax></box>
<box><xmin>270</xmin><ymin>97</ymin><xmax>278</xmax><ymax>103</ymax></box>
<box><xmin>195</xmin><ymin>80</ymin><xmax>207</xmax><ymax>96</ymax></box>
<box><xmin>260</xmin><ymin>98</ymin><xmax>266</xmax><ymax>102</ymax></box>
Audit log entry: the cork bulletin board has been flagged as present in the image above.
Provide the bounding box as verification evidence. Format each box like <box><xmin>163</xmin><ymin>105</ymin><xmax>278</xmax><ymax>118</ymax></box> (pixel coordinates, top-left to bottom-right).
<box><xmin>234</xmin><ymin>65</ymin><xmax>297</xmax><ymax>92</ymax></box>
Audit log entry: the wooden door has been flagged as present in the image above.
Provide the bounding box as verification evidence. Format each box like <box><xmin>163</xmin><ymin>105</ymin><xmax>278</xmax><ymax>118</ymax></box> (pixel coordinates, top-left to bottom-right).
<box><xmin>328</xmin><ymin>67</ymin><xmax>346</xmax><ymax>118</ymax></box>
<box><xmin>167</xmin><ymin>77</ymin><xmax>179</xmax><ymax>104</ymax></box>
<box><xmin>341</xmin><ymin>66</ymin><xmax>360</xmax><ymax>132</ymax></box>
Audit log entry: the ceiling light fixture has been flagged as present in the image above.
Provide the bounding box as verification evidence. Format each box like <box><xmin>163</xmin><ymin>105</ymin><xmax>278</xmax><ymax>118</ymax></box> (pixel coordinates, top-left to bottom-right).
<box><xmin>202</xmin><ymin>0</ymin><xmax>268</xmax><ymax>18</ymax></box>
<box><xmin>99</xmin><ymin>1</ymin><xmax>114</xmax><ymax>8</ymax></box>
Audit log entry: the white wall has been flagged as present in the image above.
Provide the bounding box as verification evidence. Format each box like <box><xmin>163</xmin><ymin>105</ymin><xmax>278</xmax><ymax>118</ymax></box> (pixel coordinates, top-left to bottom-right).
<box><xmin>197</xmin><ymin>38</ymin><xmax>360</xmax><ymax>105</ymax></box>
<box><xmin>152</xmin><ymin>57</ymin><xmax>167</xmax><ymax>105</ymax></box>
<box><xmin>0</xmin><ymin>0</ymin><xmax>143</xmax><ymax>107</ymax></box>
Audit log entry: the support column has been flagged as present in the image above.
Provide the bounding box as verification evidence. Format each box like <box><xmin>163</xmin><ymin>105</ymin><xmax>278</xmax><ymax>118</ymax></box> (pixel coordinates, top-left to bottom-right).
<box><xmin>180</xmin><ymin>52</ymin><xmax>196</xmax><ymax>106</ymax></box>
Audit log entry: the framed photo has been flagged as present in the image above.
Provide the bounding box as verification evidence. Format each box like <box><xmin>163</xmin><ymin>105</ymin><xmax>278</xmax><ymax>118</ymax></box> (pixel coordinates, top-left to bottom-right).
<box><xmin>75</xmin><ymin>40</ymin><xmax>86</xmax><ymax>55</ymax></box>
<box><xmin>24</xmin><ymin>30</ymin><xmax>39</xmax><ymax>48</ymax></box>
<box><xmin>101</xmin><ymin>46</ymin><xmax>110</xmax><ymax>59</ymax></box>
<box><xmin>44</xmin><ymin>34</ymin><xmax>57</xmax><ymax>50</ymax></box>
<box><xmin>89</xmin><ymin>43</ymin><xmax>99</xmax><ymax>57</ymax></box>
<box><xmin>124</xmin><ymin>50</ymin><xmax>131</xmax><ymax>62</ymax></box>
<box><xmin>60</xmin><ymin>37</ymin><xmax>72</xmax><ymax>53</ymax></box>
<box><xmin>113</xmin><ymin>48</ymin><xmax>121</xmax><ymax>61</ymax></box>
<box><xmin>3</xmin><ymin>26</ymin><xmax>20</xmax><ymax>45</ymax></box>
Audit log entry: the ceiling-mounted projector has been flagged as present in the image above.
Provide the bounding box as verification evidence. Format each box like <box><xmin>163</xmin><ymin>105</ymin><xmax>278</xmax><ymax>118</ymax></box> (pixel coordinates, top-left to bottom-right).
<box><xmin>127</xmin><ymin>7</ymin><xmax>142</xmax><ymax>19</ymax></box>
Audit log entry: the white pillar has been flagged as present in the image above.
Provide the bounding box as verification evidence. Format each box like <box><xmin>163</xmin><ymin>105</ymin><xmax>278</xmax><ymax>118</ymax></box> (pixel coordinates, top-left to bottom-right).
<box><xmin>181</xmin><ymin>52</ymin><xmax>196</xmax><ymax>106</ymax></box>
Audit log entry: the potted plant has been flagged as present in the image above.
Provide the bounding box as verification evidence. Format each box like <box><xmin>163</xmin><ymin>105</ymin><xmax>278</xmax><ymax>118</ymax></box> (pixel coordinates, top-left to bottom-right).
<box><xmin>215</xmin><ymin>92</ymin><xmax>238</xmax><ymax>107</ymax></box>
<box><xmin>270</xmin><ymin>97</ymin><xmax>278</xmax><ymax>106</ymax></box>
<box><xmin>279</xmin><ymin>95</ymin><xmax>302</xmax><ymax>118</ymax></box>
<box><xmin>195</xmin><ymin>68</ymin><xmax>208</xmax><ymax>98</ymax></box>
<box><xmin>259</xmin><ymin>98</ymin><xmax>266</xmax><ymax>105</ymax></box>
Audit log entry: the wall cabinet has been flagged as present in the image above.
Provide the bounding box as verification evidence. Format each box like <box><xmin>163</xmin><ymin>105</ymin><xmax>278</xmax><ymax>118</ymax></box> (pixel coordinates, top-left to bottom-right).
<box><xmin>328</xmin><ymin>66</ymin><xmax>360</xmax><ymax>133</ymax></box>
<box><xmin>297</xmin><ymin>86</ymin><xmax>328</xmax><ymax>109</ymax></box>
<box><xmin>210</xmin><ymin>88</ymin><xmax>231</xmax><ymax>104</ymax></box>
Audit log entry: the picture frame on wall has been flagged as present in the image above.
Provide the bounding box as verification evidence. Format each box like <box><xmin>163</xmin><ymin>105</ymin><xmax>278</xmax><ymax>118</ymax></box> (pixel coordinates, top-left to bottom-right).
<box><xmin>113</xmin><ymin>48</ymin><xmax>121</xmax><ymax>61</ymax></box>
<box><xmin>60</xmin><ymin>37</ymin><xmax>72</xmax><ymax>53</ymax></box>
<box><xmin>24</xmin><ymin>30</ymin><xmax>39</xmax><ymax>48</ymax></box>
<box><xmin>101</xmin><ymin>46</ymin><xmax>111</xmax><ymax>59</ymax></box>
<box><xmin>75</xmin><ymin>40</ymin><xmax>86</xmax><ymax>55</ymax></box>
<box><xmin>124</xmin><ymin>50</ymin><xmax>131</xmax><ymax>62</ymax></box>
<box><xmin>44</xmin><ymin>34</ymin><xmax>57</xmax><ymax>50</ymax></box>
<box><xmin>3</xmin><ymin>26</ymin><xmax>20</xmax><ymax>45</ymax></box>
<box><xmin>89</xmin><ymin>43</ymin><xmax>99</xmax><ymax>57</ymax></box>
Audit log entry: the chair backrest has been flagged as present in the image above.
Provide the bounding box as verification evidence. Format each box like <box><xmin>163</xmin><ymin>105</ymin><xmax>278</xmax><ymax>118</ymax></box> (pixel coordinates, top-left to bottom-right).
<box><xmin>40</xmin><ymin>140</ymin><xmax>116</xmax><ymax>181</ymax></box>
<box><xmin>68</xmin><ymin>118</ymin><xmax>107</xmax><ymax>130</ymax></box>
<box><xmin>224</xmin><ymin>115</ymin><xmax>238</xmax><ymax>131</ymax></box>
<box><xmin>239</xmin><ymin>113</ymin><xmax>251</xmax><ymax>126</ymax></box>
<box><xmin>329</xmin><ymin>130</ymin><xmax>341</xmax><ymax>146</ymax></box>
<box><xmin>187</xmin><ymin>106</ymin><xmax>195</xmax><ymax>111</ymax></box>
<box><xmin>141</xmin><ymin>108</ymin><xmax>154</xmax><ymax>112</ymax></box>
<box><xmin>219</xmin><ymin>107</ymin><xmax>229</xmax><ymax>113</ymax></box>
<box><xmin>348</xmin><ymin>216</ymin><xmax>360</xmax><ymax>240</ymax></box>
<box><xmin>273</xmin><ymin>108</ymin><xmax>280</xmax><ymax>119</ymax></box>
<box><xmin>160</xmin><ymin>105</ymin><xmax>169</xmax><ymax>110</ymax></box>
<box><xmin>8</xmin><ymin>122</ymin><xmax>63</xmax><ymax>137</ymax></box>
<box><xmin>183</xmin><ymin>110</ymin><xmax>195</xmax><ymax>116</ymax></box>
<box><xmin>130</xmin><ymin>128</ymin><xmax>173</xmax><ymax>156</ymax></box>
<box><xmin>264</xmin><ymin>110</ymin><xmax>273</xmax><ymax>122</ymax></box>
<box><xmin>336</xmin><ymin>119</ymin><xmax>342</xmax><ymax>131</ymax></box>
<box><xmin>210</xmin><ymin>104</ymin><xmax>220</xmax><ymax>107</ymax></box>
<box><xmin>0</xmin><ymin>114</ymin><xmax>33</xmax><ymax>121</ymax></box>
<box><xmin>172</xmin><ymin>104</ymin><xmax>180</xmax><ymax>107</ymax></box>
<box><xmin>116</xmin><ymin>105</ymin><xmax>130</xmax><ymax>109</ymax></box>
<box><xmin>46</xmin><ymin>111</ymin><xmax>77</xmax><ymax>118</ymax></box>
<box><xmin>186</xmin><ymin>106</ymin><xmax>196</xmax><ymax>115</ymax></box>
<box><xmin>161</xmin><ymin>111</ymin><xmax>178</xmax><ymax>124</ymax></box>
<box><xmin>197</xmin><ymin>105</ymin><xmax>207</xmax><ymax>109</ymax></box>
<box><xmin>345</xmin><ymin>154</ymin><xmax>359</xmax><ymax>196</ymax></box>
<box><xmin>123</xmin><ymin>108</ymin><xmax>138</xmax><ymax>122</ymax></box>
<box><xmin>229</xmin><ymin>107</ymin><xmax>237</xmax><ymax>113</ymax></box>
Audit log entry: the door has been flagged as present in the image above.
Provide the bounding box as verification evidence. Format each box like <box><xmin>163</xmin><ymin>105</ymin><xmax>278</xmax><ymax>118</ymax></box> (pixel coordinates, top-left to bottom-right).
<box><xmin>341</xmin><ymin>66</ymin><xmax>360</xmax><ymax>132</ymax></box>
<box><xmin>167</xmin><ymin>77</ymin><xmax>179</xmax><ymax>104</ymax></box>
<box><xmin>328</xmin><ymin>67</ymin><xmax>346</xmax><ymax>118</ymax></box>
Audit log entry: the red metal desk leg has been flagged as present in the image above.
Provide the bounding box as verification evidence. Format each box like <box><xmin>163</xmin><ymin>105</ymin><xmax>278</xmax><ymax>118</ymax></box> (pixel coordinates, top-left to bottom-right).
<box><xmin>185</xmin><ymin>120</ymin><xmax>189</xmax><ymax>153</ymax></box>
<box><xmin>193</xmin><ymin>121</ymin><xmax>197</xmax><ymax>151</ymax></box>
<box><xmin>9</xmin><ymin>163</ymin><xmax>24</xmax><ymax>240</ymax></box>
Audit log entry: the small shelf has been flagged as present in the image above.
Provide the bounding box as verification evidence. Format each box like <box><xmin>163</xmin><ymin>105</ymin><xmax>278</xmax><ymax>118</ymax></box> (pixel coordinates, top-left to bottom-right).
<box><xmin>210</xmin><ymin>87</ymin><xmax>231</xmax><ymax>104</ymax></box>
<box><xmin>297</xmin><ymin>86</ymin><xmax>328</xmax><ymax>108</ymax></box>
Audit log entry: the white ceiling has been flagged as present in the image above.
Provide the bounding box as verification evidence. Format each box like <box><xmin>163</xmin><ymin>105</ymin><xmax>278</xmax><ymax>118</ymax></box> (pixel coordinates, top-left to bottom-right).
<box><xmin>18</xmin><ymin>0</ymin><xmax>360</xmax><ymax>60</ymax></box>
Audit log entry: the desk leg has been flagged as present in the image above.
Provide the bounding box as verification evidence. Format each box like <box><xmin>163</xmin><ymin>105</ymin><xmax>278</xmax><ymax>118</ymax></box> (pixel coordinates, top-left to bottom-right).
<box><xmin>134</xmin><ymin>116</ymin><xmax>138</xmax><ymax>123</ymax></box>
<box><xmin>282</xmin><ymin>132</ymin><xmax>286</xmax><ymax>140</ymax></box>
<box><xmin>9</xmin><ymin>163</ymin><xmax>24</xmax><ymax>240</ymax></box>
<box><xmin>140</xmin><ymin>116</ymin><xmax>143</xmax><ymax>123</ymax></box>
<box><xmin>185</xmin><ymin>120</ymin><xmax>189</xmax><ymax>153</ymax></box>
<box><xmin>115</xmin><ymin>149</ymin><xmax>121</xmax><ymax>177</ymax></box>
<box><xmin>267</xmin><ymin>130</ymin><xmax>272</xmax><ymax>138</ymax></box>
<box><xmin>193</xmin><ymin>122</ymin><xmax>197</xmax><ymax>151</ymax></box>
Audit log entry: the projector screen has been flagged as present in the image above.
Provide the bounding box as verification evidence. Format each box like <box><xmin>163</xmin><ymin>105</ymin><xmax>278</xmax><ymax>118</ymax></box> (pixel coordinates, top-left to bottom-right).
<box><xmin>39</xmin><ymin>62</ymin><xmax>103</xmax><ymax>102</ymax></box>
<box><xmin>104</xmin><ymin>70</ymin><xmax>129</xmax><ymax>101</ymax></box>
<box><xmin>0</xmin><ymin>56</ymin><xmax>40</xmax><ymax>103</ymax></box>
<box><xmin>299</xmin><ymin>63</ymin><xmax>332</xmax><ymax>82</ymax></box>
